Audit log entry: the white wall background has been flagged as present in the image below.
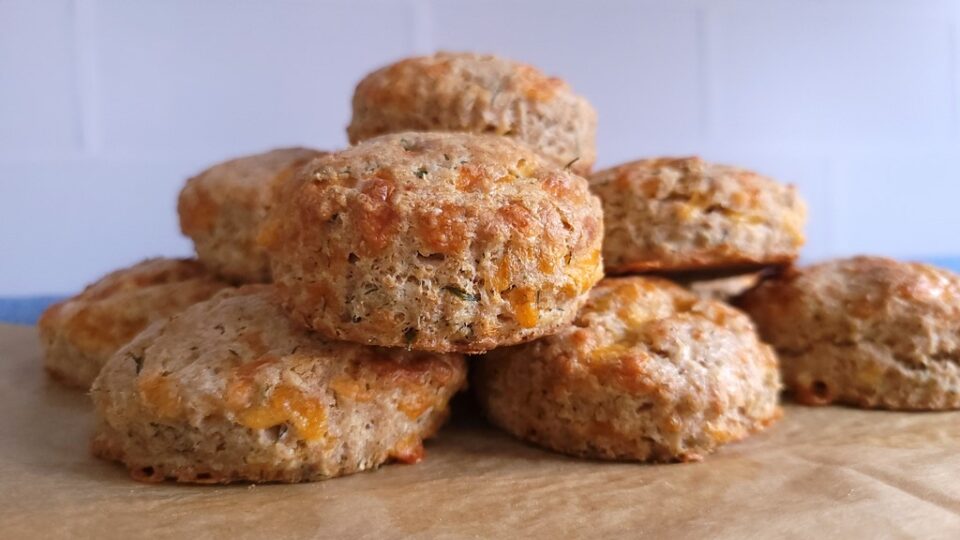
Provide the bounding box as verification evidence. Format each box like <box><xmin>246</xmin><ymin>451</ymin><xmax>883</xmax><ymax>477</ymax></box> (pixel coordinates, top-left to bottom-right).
<box><xmin>1</xmin><ymin>0</ymin><xmax>959</xmax><ymax>295</ymax></box>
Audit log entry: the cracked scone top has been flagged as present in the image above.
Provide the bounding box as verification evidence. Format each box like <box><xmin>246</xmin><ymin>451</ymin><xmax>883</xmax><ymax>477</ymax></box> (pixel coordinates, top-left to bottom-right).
<box><xmin>738</xmin><ymin>256</ymin><xmax>960</xmax><ymax>410</ymax></box>
<box><xmin>261</xmin><ymin>132</ymin><xmax>605</xmax><ymax>353</ymax></box>
<box><xmin>475</xmin><ymin>277</ymin><xmax>782</xmax><ymax>462</ymax></box>
<box><xmin>590</xmin><ymin>157</ymin><xmax>806</xmax><ymax>275</ymax></box>
<box><xmin>91</xmin><ymin>286</ymin><xmax>467</xmax><ymax>484</ymax></box>
<box><xmin>347</xmin><ymin>52</ymin><xmax>597</xmax><ymax>175</ymax></box>
<box><xmin>38</xmin><ymin>257</ymin><xmax>230</xmax><ymax>389</ymax></box>
<box><xmin>178</xmin><ymin>147</ymin><xmax>326</xmax><ymax>283</ymax></box>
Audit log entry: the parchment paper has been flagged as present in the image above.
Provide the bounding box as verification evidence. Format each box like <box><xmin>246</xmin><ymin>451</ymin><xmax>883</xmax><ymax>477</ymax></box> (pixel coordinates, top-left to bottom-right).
<box><xmin>1</xmin><ymin>323</ymin><xmax>958</xmax><ymax>539</ymax></box>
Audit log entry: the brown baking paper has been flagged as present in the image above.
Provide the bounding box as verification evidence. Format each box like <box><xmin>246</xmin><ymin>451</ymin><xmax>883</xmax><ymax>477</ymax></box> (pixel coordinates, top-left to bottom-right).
<box><xmin>1</xmin><ymin>323</ymin><xmax>959</xmax><ymax>539</ymax></box>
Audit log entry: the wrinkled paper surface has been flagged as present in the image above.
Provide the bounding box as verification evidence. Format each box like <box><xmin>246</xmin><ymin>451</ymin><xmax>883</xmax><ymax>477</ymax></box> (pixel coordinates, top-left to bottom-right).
<box><xmin>1</xmin><ymin>324</ymin><xmax>959</xmax><ymax>539</ymax></box>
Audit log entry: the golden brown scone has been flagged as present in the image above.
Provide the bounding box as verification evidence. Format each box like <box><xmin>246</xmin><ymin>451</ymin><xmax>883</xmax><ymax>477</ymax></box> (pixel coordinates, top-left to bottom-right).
<box><xmin>590</xmin><ymin>157</ymin><xmax>806</xmax><ymax>275</ymax></box>
<box><xmin>738</xmin><ymin>256</ymin><xmax>960</xmax><ymax>410</ymax></box>
<box><xmin>91</xmin><ymin>286</ymin><xmax>467</xmax><ymax>484</ymax></box>
<box><xmin>38</xmin><ymin>258</ymin><xmax>230</xmax><ymax>389</ymax></box>
<box><xmin>178</xmin><ymin>147</ymin><xmax>326</xmax><ymax>283</ymax></box>
<box><xmin>475</xmin><ymin>277</ymin><xmax>782</xmax><ymax>462</ymax></box>
<box><xmin>262</xmin><ymin>132</ymin><xmax>604</xmax><ymax>354</ymax></box>
<box><xmin>347</xmin><ymin>52</ymin><xmax>597</xmax><ymax>175</ymax></box>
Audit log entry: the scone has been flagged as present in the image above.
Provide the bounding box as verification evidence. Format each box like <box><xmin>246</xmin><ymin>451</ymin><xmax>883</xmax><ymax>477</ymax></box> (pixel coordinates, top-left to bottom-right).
<box><xmin>474</xmin><ymin>277</ymin><xmax>782</xmax><ymax>462</ymax></box>
<box><xmin>262</xmin><ymin>131</ymin><xmax>604</xmax><ymax>353</ymax></box>
<box><xmin>178</xmin><ymin>147</ymin><xmax>326</xmax><ymax>283</ymax></box>
<box><xmin>38</xmin><ymin>258</ymin><xmax>230</xmax><ymax>389</ymax></box>
<box><xmin>590</xmin><ymin>157</ymin><xmax>806</xmax><ymax>275</ymax></box>
<box><xmin>738</xmin><ymin>256</ymin><xmax>960</xmax><ymax>410</ymax></box>
<box><xmin>91</xmin><ymin>286</ymin><xmax>467</xmax><ymax>484</ymax></box>
<box><xmin>347</xmin><ymin>52</ymin><xmax>597</xmax><ymax>175</ymax></box>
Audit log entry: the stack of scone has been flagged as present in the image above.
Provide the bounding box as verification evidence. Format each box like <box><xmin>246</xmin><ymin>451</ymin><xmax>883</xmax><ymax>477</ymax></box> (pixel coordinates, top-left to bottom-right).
<box><xmin>38</xmin><ymin>52</ymin><xmax>959</xmax><ymax>484</ymax></box>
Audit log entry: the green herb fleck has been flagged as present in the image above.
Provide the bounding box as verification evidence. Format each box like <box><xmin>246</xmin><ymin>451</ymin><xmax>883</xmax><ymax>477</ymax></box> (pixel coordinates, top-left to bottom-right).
<box><xmin>564</xmin><ymin>157</ymin><xmax>580</xmax><ymax>170</ymax></box>
<box><xmin>404</xmin><ymin>327</ymin><xmax>419</xmax><ymax>344</ymax></box>
<box><xmin>415</xmin><ymin>166</ymin><xmax>428</xmax><ymax>179</ymax></box>
<box><xmin>443</xmin><ymin>286</ymin><xmax>480</xmax><ymax>302</ymax></box>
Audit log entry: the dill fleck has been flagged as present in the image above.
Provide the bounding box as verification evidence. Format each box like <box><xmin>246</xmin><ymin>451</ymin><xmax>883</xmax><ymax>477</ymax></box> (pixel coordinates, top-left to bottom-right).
<box><xmin>404</xmin><ymin>327</ymin><xmax>419</xmax><ymax>344</ymax></box>
<box><xmin>443</xmin><ymin>286</ymin><xmax>480</xmax><ymax>302</ymax></box>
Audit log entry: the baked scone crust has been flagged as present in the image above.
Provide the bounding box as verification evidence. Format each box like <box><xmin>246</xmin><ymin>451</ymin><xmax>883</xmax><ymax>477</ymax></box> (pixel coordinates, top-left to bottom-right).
<box><xmin>178</xmin><ymin>147</ymin><xmax>325</xmax><ymax>283</ymax></box>
<box><xmin>590</xmin><ymin>157</ymin><xmax>806</xmax><ymax>275</ymax></box>
<box><xmin>348</xmin><ymin>52</ymin><xmax>597</xmax><ymax>175</ymax></box>
<box><xmin>262</xmin><ymin>132</ymin><xmax>604</xmax><ymax>353</ymax></box>
<box><xmin>91</xmin><ymin>286</ymin><xmax>467</xmax><ymax>484</ymax></box>
<box><xmin>475</xmin><ymin>277</ymin><xmax>782</xmax><ymax>462</ymax></box>
<box><xmin>39</xmin><ymin>258</ymin><xmax>230</xmax><ymax>389</ymax></box>
<box><xmin>738</xmin><ymin>256</ymin><xmax>960</xmax><ymax>410</ymax></box>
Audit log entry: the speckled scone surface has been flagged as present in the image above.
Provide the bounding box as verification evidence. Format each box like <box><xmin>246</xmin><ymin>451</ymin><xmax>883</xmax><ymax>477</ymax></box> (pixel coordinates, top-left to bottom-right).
<box><xmin>262</xmin><ymin>132</ymin><xmax>604</xmax><ymax>353</ymax></box>
<box><xmin>590</xmin><ymin>157</ymin><xmax>806</xmax><ymax>275</ymax></box>
<box><xmin>738</xmin><ymin>256</ymin><xmax>960</xmax><ymax>410</ymax></box>
<box><xmin>91</xmin><ymin>286</ymin><xmax>467</xmax><ymax>484</ymax></box>
<box><xmin>475</xmin><ymin>277</ymin><xmax>782</xmax><ymax>462</ymax></box>
<box><xmin>38</xmin><ymin>258</ymin><xmax>230</xmax><ymax>389</ymax></box>
<box><xmin>178</xmin><ymin>147</ymin><xmax>325</xmax><ymax>283</ymax></box>
<box><xmin>348</xmin><ymin>52</ymin><xmax>597</xmax><ymax>175</ymax></box>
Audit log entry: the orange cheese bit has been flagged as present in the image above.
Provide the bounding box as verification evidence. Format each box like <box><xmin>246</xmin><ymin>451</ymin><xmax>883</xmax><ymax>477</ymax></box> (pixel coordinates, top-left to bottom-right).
<box><xmin>329</xmin><ymin>376</ymin><xmax>374</xmax><ymax>403</ymax></box>
<box><xmin>237</xmin><ymin>384</ymin><xmax>328</xmax><ymax>442</ymax></box>
<box><xmin>492</xmin><ymin>256</ymin><xmax>513</xmax><ymax>292</ymax></box>
<box><xmin>355</xmin><ymin>176</ymin><xmax>399</xmax><ymax>255</ymax></box>
<box><xmin>507</xmin><ymin>287</ymin><xmax>539</xmax><ymax>328</ymax></box>
<box><xmin>416</xmin><ymin>203</ymin><xmax>469</xmax><ymax>254</ymax></box>
<box><xmin>564</xmin><ymin>248</ymin><xmax>602</xmax><ymax>296</ymax></box>
<box><xmin>389</xmin><ymin>435</ymin><xmax>425</xmax><ymax>464</ymax></box>
<box><xmin>397</xmin><ymin>390</ymin><xmax>435</xmax><ymax>420</ymax></box>
<box><xmin>138</xmin><ymin>375</ymin><xmax>181</xmax><ymax>419</ymax></box>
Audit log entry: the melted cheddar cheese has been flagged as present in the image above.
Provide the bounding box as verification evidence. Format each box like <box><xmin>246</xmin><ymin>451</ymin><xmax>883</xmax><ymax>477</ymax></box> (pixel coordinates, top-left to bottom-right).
<box><xmin>237</xmin><ymin>385</ymin><xmax>328</xmax><ymax>441</ymax></box>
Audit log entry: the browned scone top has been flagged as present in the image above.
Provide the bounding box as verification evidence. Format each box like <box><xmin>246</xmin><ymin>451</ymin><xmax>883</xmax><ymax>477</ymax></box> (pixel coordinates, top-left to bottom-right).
<box><xmin>178</xmin><ymin>147</ymin><xmax>326</xmax><ymax>283</ymax></box>
<box><xmin>347</xmin><ymin>52</ymin><xmax>597</xmax><ymax>175</ymax></box>
<box><xmin>475</xmin><ymin>277</ymin><xmax>782</xmax><ymax>462</ymax></box>
<box><xmin>38</xmin><ymin>258</ymin><xmax>230</xmax><ymax>389</ymax></box>
<box><xmin>262</xmin><ymin>132</ymin><xmax>604</xmax><ymax>353</ymax></box>
<box><xmin>91</xmin><ymin>286</ymin><xmax>467</xmax><ymax>484</ymax></box>
<box><xmin>590</xmin><ymin>157</ymin><xmax>806</xmax><ymax>275</ymax></box>
<box><xmin>738</xmin><ymin>256</ymin><xmax>960</xmax><ymax>410</ymax></box>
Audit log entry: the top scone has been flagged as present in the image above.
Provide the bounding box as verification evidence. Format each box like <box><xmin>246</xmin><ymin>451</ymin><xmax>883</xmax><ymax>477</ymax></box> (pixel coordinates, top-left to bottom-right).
<box><xmin>590</xmin><ymin>157</ymin><xmax>806</xmax><ymax>275</ymax></box>
<box><xmin>178</xmin><ymin>147</ymin><xmax>325</xmax><ymax>283</ymax></box>
<box><xmin>347</xmin><ymin>52</ymin><xmax>597</xmax><ymax>175</ymax></box>
<box><xmin>262</xmin><ymin>131</ymin><xmax>604</xmax><ymax>353</ymax></box>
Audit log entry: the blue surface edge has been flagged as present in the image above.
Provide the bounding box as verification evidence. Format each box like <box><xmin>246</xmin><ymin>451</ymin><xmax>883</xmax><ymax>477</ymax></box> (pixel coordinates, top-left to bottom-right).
<box><xmin>0</xmin><ymin>296</ymin><xmax>65</xmax><ymax>325</ymax></box>
<box><xmin>4</xmin><ymin>258</ymin><xmax>960</xmax><ymax>325</ymax></box>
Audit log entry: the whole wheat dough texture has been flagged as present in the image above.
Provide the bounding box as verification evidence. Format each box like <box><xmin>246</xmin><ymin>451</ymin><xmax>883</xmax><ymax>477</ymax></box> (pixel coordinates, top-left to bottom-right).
<box><xmin>590</xmin><ymin>157</ymin><xmax>806</xmax><ymax>275</ymax></box>
<box><xmin>91</xmin><ymin>286</ymin><xmax>468</xmax><ymax>484</ymax></box>
<box><xmin>38</xmin><ymin>258</ymin><xmax>230</xmax><ymax>389</ymax></box>
<box><xmin>178</xmin><ymin>147</ymin><xmax>326</xmax><ymax>283</ymax></box>
<box><xmin>475</xmin><ymin>276</ymin><xmax>782</xmax><ymax>462</ymax></box>
<box><xmin>262</xmin><ymin>131</ymin><xmax>604</xmax><ymax>353</ymax></box>
<box><xmin>348</xmin><ymin>52</ymin><xmax>597</xmax><ymax>175</ymax></box>
<box><xmin>738</xmin><ymin>256</ymin><xmax>960</xmax><ymax>410</ymax></box>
